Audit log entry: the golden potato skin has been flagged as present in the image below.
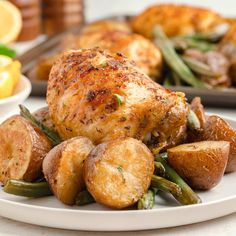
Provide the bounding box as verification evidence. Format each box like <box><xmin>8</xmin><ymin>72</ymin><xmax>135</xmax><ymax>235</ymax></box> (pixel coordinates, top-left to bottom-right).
<box><xmin>43</xmin><ymin>137</ymin><xmax>94</xmax><ymax>205</ymax></box>
<box><xmin>202</xmin><ymin>116</ymin><xmax>236</xmax><ymax>173</ymax></box>
<box><xmin>33</xmin><ymin>106</ymin><xmax>56</xmax><ymax>131</ymax></box>
<box><xmin>131</xmin><ymin>4</ymin><xmax>224</xmax><ymax>38</ymax></box>
<box><xmin>81</xmin><ymin>20</ymin><xmax>132</xmax><ymax>34</ymax></box>
<box><xmin>66</xmin><ymin>30</ymin><xmax>162</xmax><ymax>78</ymax></box>
<box><xmin>84</xmin><ymin>138</ymin><xmax>154</xmax><ymax>209</ymax></box>
<box><xmin>47</xmin><ymin>48</ymin><xmax>188</xmax><ymax>146</ymax></box>
<box><xmin>0</xmin><ymin>115</ymin><xmax>52</xmax><ymax>184</ymax></box>
<box><xmin>168</xmin><ymin>141</ymin><xmax>230</xmax><ymax>190</ymax></box>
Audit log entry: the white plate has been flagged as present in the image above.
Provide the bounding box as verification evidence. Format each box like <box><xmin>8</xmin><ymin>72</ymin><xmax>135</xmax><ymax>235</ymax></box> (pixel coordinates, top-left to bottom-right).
<box><xmin>0</xmin><ymin>116</ymin><xmax>235</xmax><ymax>231</ymax></box>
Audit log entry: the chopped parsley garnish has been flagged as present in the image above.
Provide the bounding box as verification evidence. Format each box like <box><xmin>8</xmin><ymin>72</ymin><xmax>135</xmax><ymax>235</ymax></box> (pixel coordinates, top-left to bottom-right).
<box><xmin>117</xmin><ymin>166</ymin><xmax>123</xmax><ymax>173</ymax></box>
<box><xmin>101</xmin><ymin>61</ymin><xmax>108</xmax><ymax>67</ymax></box>
<box><xmin>114</xmin><ymin>94</ymin><xmax>124</xmax><ymax>106</ymax></box>
<box><xmin>117</xmin><ymin>166</ymin><xmax>126</xmax><ymax>183</ymax></box>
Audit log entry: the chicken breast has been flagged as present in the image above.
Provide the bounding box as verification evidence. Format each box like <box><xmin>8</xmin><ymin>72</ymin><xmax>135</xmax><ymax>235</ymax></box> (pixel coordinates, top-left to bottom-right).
<box><xmin>47</xmin><ymin>48</ymin><xmax>188</xmax><ymax>147</ymax></box>
<box><xmin>131</xmin><ymin>4</ymin><xmax>224</xmax><ymax>38</ymax></box>
<box><xmin>62</xmin><ymin>30</ymin><xmax>162</xmax><ymax>78</ymax></box>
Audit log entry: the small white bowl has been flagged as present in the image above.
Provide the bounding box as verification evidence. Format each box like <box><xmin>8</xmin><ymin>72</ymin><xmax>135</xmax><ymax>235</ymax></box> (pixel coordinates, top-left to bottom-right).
<box><xmin>0</xmin><ymin>75</ymin><xmax>31</xmax><ymax>120</ymax></box>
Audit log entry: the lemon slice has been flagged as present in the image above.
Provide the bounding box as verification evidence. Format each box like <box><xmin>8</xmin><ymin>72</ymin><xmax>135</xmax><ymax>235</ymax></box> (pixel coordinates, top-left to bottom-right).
<box><xmin>9</xmin><ymin>60</ymin><xmax>21</xmax><ymax>86</ymax></box>
<box><xmin>0</xmin><ymin>55</ymin><xmax>12</xmax><ymax>67</ymax></box>
<box><xmin>0</xmin><ymin>55</ymin><xmax>21</xmax><ymax>95</ymax></box>
<box><xmin>0</xmin><ymin>0</ymin><xmax>22</xmax><ymax>44</ymax></box>
<box><xmin>0</xmin><ymin>70</ymin><xmax>14</xmax><ymax>99</ymax></box>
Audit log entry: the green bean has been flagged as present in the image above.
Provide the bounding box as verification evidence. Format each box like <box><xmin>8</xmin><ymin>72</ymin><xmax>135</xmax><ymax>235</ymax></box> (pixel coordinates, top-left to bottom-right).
<box><xmin>172</xmin><ymin>71</ymin><xmax>182</xmax><ymax>86</ymax></box>
<box><xmin>3</xmin><ymin>180</ymin><xmax>52</xmax><ymax>198</ymax></box>
<box><xmin>172</xmin><ymin>37</ymin><xmax>216</xmax><ymax>52</ymax></box>
<box><xmin>151</xmin><ymin>175</ymin><xmax>182</xmax><ymax>201</ymax></box>
<box><xmin>137</xmin><ymin>189</ymin><xmax>155</xmax><ymax>210</ymax></box>
<box><xmin>155</xmin><ymin>154</ymin><xmax>202</xmax><ymax>205</ymax></box>
<box><xmin>154</xmin><ymin>162</ymin><xmax>165</xmax><ymax>177</ymax></box>
<box><xmin>75</xmin><ymin>190</ymin><xmax>95</xmax><ymax>206</ymax></box>
<box><xmin>163</xmin><ymin>76</ymin><xmax>173</xmax><ymax>87</ymax></box>
<box><xmin>182</xmin><ymin>56</ymin><xmax>221</xmax><ymax>77</ymax></box>
<box><xmin>153</xmin><ymin>26</ymin><xmax>207</xmax><ymax>88</ymax></box>
<box><xmin>19</xmin><ymin>105</ymin><xmax>62</xmax><ymax>146</ymax></box>
<box><xmin>185</xmin><ymin>24</ymin><xmax>229</xmax><ymax>43</ymax></box>
<box><xmin>158</xmin><ymin>152</ymin><xmax>168</xmax><ymax>160</ymax></box>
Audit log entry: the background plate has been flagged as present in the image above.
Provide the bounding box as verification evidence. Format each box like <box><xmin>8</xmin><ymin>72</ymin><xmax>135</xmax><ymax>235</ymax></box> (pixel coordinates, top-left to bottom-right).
<box><xmin>0</xmin><ymin>116</ymin><xmax>235</xmax><ymax>231</ymax></box>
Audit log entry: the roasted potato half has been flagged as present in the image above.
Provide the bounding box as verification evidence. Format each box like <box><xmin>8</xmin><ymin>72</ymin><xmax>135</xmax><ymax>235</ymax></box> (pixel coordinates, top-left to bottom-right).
<box><xmin>202</xmin><ymin>116</ymin><xmax>236</xmax><ymax>173</ymax></box>
<box><xmin>84</xmin><ymin>138</ymin><xmax>154</xmax><ymax>209</ymax></box>
<box><xmin>33</xmin><ymin>106</ymin><xmax>56</xmax><ymax>131</ymax></box>
<box><xmin>0</xmin><ymin>115</ymin><xmax>52</xmax><ymax>184</ymax></box>
<box><xmin>168</xmin><ymin>141</ymin><xmax>230</xmax><ymax>190</ymax></box>
<box><xmin>43</xmin><ymin>137</ymin><xmax>94</xmax><ymax>205</ymax></box>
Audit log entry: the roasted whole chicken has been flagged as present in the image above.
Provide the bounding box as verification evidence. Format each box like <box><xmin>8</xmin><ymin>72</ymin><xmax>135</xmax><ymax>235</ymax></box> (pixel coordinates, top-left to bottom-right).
<box><xmin>47</xmin><ymin>48</ymin><xmax>188</xmax><ymax>149</ymax></box>
<box><xmin>131</xmin><ymin>4</ymin><xmax>225</xmax><ymax>38</ymax></box>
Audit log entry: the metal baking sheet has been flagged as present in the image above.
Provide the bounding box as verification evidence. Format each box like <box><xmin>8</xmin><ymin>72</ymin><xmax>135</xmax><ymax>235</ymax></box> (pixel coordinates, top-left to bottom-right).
<box><xmin>17</xmin><ymin>16</ymin><xmax>236</xmax><ymax>108</ymax></box>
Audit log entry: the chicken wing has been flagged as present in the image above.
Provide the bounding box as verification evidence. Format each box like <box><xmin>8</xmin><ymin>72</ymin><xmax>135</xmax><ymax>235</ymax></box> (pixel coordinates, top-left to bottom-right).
<box><xmin>131</xmin><ymin>4</ymin><xmax>224</xmax><ymax>38</ymax></box>
<box><xmin>47</xmin><ymin>48</ymin><xmax>188</xmax><ymax>148</ymax></box>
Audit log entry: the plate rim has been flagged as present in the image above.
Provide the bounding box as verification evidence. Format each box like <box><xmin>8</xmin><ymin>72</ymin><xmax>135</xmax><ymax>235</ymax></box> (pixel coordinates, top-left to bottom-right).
<box><xmin>0</xmin><ymin>190</ymin><xmax>235</xmax><ymax>215</ymax></box>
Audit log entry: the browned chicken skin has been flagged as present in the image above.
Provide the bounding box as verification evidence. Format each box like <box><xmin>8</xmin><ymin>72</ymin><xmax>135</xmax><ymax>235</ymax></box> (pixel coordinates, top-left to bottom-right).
<box><xmin>47</xmin><ymin>48</ymin><xmax>188</xmax><ymax>148</ymax></box>
<box><xmin>81</xmin><ymin>20</ymin><xmax>132</xmax><ymax>33</ymax></box>
<box><xmin>131</xmin><ymin>4</ymin><xmax>225</xmax><ymax>38</ymax></box>
<box><xmin>68</xmin><ymin>30</ymin><xmax>162</xmax><ymax>78</ymax></box>
<box><xmin>37</xmin><ymin>20</ymin><xmax>162</xmax><ymax>80</ymax></box>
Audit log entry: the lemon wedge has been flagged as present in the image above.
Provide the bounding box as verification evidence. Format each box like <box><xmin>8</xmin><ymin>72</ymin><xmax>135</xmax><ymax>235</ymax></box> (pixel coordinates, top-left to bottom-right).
<box><xmin>0</xmin><ymin>0</ymin><xmax>22</xmax><ymax>44</ymax></box>
<box><xmin>0</xmin><ymin>55</ymin><xmax>12</xmax><ymax>67</ymax></box>
<box><xmin>0</xmin><ymin>70</ymin><xmax>14</xmax><ymax>99</ymax></box>
<box><xmin>0</xmin><ymin>55</ymin><xmax>21</xmax><ymax>98</ymax></box>
<box><xmin>9</xmin><ymin>60</ymin><xmax>21</xmax><ymax>86</ymax></box>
